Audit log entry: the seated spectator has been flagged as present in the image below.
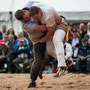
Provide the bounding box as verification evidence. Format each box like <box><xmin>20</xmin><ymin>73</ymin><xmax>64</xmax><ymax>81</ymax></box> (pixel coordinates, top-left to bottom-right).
<box><xmin>3</xmin><ymin>34</ymin><xmax>9</xmax><ymax>45</ymax></box>
<box><xmin>15</xmin><ymin>32</ymin><xmax>30</xmax><ymax>52</ymax></box>
<box><xmin>68</xmin><ymin>29</ymin><xmax>80</xmax><ymax>59</ymax></box>
<box><xmin>84</xmin><ymin>34</ymin><xmax>89</xmax><ymax>44</ymax></box>
<box><xmin>76</xmin><ymin>38</ymin><xmax>90</xmax><ymax>73</ymax></box>
<box><xmin>86</xmin><ymin>22</ymin><xmax>90</xmax><ymax>44</ymax></box>
<box><xmin>4</xmin><ymin>34</ymin><xmax>15</xmax><ymax>54</ymax></box>
<box><xmin>0</xmin><ymin>40</ymin><xmax>12</xmax><ymax>73</ymax></box>
<box><xmin>7</xmin><ymin>28</ymin><xmax>17</xmax><ymax>40</ymax></box>
<box><xmin>8</xmin><ymin>34</ymin><xmax>15</xmax><ymax>59</ymax></box>
<box><xmin>13</xmin><ymin>38</ymin><xmax>32</xmax><ymax>73</ymax></box>
<box><xmin>63</xmin><ymin>38</ymin><xmax>73</xmax><ymax>70</ymax></box>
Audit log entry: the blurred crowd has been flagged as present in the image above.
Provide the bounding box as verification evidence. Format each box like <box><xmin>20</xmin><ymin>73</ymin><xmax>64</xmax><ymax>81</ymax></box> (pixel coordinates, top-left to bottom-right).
<box><xmin>0</xmin><ymin>25</ymin><xmax>33</xmax><ymax>73</ymax></box>
<box><xmin>0</xmin><ymin>22</ymin><xmax>90</xmax><ymax>73</ymax></box>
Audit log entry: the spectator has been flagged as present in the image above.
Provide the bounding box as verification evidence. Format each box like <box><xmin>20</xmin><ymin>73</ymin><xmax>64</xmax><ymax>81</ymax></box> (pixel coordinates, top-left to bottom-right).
<box><xmin>15</xmin><ymin>32</ymin><xmax>30</xmax><ymax>51</ymax></box>
<box><xmin>3</xmin><ymin>34</ymin><xmax>15</xmax><ymax>59</ymax></box>
<box><xmin>0</xmin><ymin>31</ymin><xmax>2</xmax><ymax>40</ymax></box>
<box><xmin>1</xmin><ymin>25</ymin><xmax>7</xmax><ymax>39</ymax></box>
<box><xmin>3</xmin><ymin>34</ymin><xmax>9</xmax><ymax>45</ymax></box>
<box><xmin>84</xmin><ymin>34</ymin><xmax>89</xmax><ymax>44</ymax></box>
<box><xmin>7</xmin><ymin>28</ymin><xmax>17</xmax><ymax>40</ymax></box>
<box><xmin>68</xmin><ymin>29</ymin><xmax>80</xmax><ymax>59</ymax></box>
<box><xmin>13</xmin><ymin>38</ymin><xmax>32</xmax><ymax>73</ymax></box>
<box><xmin>0</xmin><ymin>40</ymin><xmax>12</xmax><ymax>73</ymax></box>
<box><xmin>78</xmin><ymin>23</ymin><xmax>86</xmax><ymax>39</ymax></box>
<box><xmin>8</xmin><ymin>34</ymin><xmax>15</xmax><ymax>59</ymax></box>
<box><xmin>87</xmin><ymin>22</ymin><xmax>90</xmax><ymax>44</ymax></box>
<box><xmin>63</xmin><ymin>37</ymin><xmax>73</xmax><ymax>70</ymax></box>
<box><xmin>66</xmin><ymin>23</ymin><xmax>74</xmax><ymax>41</ymax></box>
<box><xmin>76</xmin><ymin>38</ymin><xmax>90</xmax><ymax>73</ymax></box>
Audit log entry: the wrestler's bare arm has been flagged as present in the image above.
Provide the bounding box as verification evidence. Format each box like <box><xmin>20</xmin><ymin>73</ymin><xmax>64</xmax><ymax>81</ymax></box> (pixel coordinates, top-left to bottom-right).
<box><xmin>39</xmin><ymin>25</ymin><xmax>56</xmax><ymax>43</ymax></box>
<box><xmin>22</xmin><ymin>24</ymin><xmax>47</xmax><ymax>32</ymax></box>
<box><xmin>33</xmin><ymin>24</ymin><xmax>47</xmax><ymax>32</ymax></box>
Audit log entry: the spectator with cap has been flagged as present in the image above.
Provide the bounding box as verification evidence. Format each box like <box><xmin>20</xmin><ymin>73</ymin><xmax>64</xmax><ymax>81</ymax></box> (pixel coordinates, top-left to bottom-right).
<box><xmin>15</xmin><ymin>32</ymin><xmax>30</xmax><ymax>52</ymax></box>
<box><xmin>68</xmin><ymin>29</ymin><xmax>81</xmax><ymax>59</ymax></box>
<box><xmin>0</xmin><ymin>40</ymin><xmax>12</xmax><ymax>73</ymax></box>
<box><xmin>76</xmin><ymin>38</ymin><xmax>90</xmax><ymax>73</ymax></box>
<box><xmin>13</xmin><ymin>38</ymin><xmax>32</xmax><ymax>73</ymax></box>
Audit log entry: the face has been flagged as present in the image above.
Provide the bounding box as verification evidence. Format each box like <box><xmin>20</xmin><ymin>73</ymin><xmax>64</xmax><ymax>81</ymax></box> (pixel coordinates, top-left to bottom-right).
<box><xmin>32</xmin><ymin>11</ymin><xmax>42</xmax><ymax>22</ymax></box>
<box><xmin>9</xmin><ymin>35</ymin><xmax>14</xmax><ymax>41</ymax></box>
<box><xmin>22</xmin><ymin>10</ymin><xmax>30</xmax><ymax>22</ymax></box>
<box><xmin>9</xmin><ymin>29</ymin><xmax>14</xmax><ymax>34</ymax></box>
<box><xmin>4</xmin><ymin>35</ymin><xmax>8</xmax><ymax>41</ymax></box>
<box><xmin>2</xmin><ymin>25</ymin><xmax>6</xmax><ymax>32</ymax></box>
<box><xmin>20</xmin><ymin>41</ymin><xmax>25</xmax><ymax>46</ymax></box>
<box><xmin>79</xmin><ymin>23</ymin><xmax>84</xmax><ymax>30</ymax></box>
<box><xmin>87</xmin><ymin>24</ymin><xmax>90</xmax><ymax>30</ymax></box>
<box><xmin>73</xmin><ymin>32</ymin><xmax>77</xmax><ymax>38</ymax></box>
<box><xmin>18</xmin><ymin>32</ymin><xmax>23</xmax><ymax>38</ymax></box>
<box><xmin>82</xmin><ymin>41</ymin><xmax>88</xmax><ymax>46</ymax></box>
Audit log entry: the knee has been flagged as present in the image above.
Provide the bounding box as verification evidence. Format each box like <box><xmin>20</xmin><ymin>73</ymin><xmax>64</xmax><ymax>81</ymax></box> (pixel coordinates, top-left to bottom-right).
<box><xmin>6</xmin><ymin>58</ymin><xmax>11</xmax><ymax>62</ymax></box>
<box><xmin>87</xmin><ymin>58</ymin><xmax>90</xmax><ymax>62</ymax></box>
<box><xmin>33</xmin><ymin>59</ymin><xmax>43</xmax><ymax>66</ymax></box>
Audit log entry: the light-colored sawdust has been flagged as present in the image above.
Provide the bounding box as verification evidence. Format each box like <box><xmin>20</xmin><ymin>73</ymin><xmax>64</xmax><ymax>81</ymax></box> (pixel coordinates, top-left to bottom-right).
<box><xmin>0</xmin><ymin>73</ymin><xmax>90</xmax><ymax>90</ymax></box>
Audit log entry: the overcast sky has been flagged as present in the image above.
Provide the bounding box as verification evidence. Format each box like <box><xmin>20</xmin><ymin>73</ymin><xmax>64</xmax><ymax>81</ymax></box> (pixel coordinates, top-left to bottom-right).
<box><xmin>0</xmin><ymin>0</ymin><xmax>90</xmax><ymax>12</ymax></box>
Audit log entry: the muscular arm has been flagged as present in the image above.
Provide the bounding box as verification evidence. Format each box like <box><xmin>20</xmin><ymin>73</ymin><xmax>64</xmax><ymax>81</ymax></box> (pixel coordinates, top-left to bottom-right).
<box><xmin>22</xmin><ymin>23</ymin><xmax>47</xmax><ymax>33</ymax></box>
<box><xmin>33</xmin><ymin>24</ymin><xmax>47</xmax><ymax>32</ymax></box>
<box><xmin>40</xmin><ymin>25</ymin><xmax>56</xmax><ymax>42</ymax></box>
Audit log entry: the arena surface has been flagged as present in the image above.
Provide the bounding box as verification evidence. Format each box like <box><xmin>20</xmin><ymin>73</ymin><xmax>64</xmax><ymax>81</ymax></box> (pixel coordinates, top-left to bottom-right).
<box><xmin>0</xmin><ymin>73</ymin><xmax>90</xmax><ymax>90</ymax></box>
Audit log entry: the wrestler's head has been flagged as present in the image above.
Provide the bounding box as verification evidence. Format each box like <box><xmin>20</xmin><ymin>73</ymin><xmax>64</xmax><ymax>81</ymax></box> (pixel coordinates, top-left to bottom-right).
<box><xmin>15</xmin><ymin>9</ymin><xmax>30</xmax><ymax>22</ymax></box>
<box><xmin>29</xmin><ymin>6</ymin><xmax>42</xmax><ymax>22</ymax></box>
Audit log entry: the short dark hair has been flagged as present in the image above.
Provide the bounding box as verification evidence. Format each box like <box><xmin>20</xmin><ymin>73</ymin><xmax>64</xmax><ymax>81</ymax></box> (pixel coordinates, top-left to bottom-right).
<box><xmin>29</xmin><ymin>6</ymin><xmax>40</xmax><ymax>16</ymax></box>
<box><xmin>15</xmin><ymin>10</ymin><xmax>25</xmax><ymax>21</ymax></box>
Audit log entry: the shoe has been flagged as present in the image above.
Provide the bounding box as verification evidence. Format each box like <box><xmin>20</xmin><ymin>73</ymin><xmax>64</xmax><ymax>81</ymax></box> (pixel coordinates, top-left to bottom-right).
<box><xmin>53</xmin><ymin>67</ymin><xmax>68</xmax><ymax>78</ymax></box>
<box><xmin>27</xmin><ymin>82</ymin><xmax>36</xmax><ymax>88</ymax></box>
<box><xmin>63</xmin><ymin>69</ymin><xmax>68</xmax><ymax>75</ymax></box>
<box><xmin>38</xmin><ymin>72</ymin><xmax>43</xmax><ymax>79</ymax></box>
<box><xmin>53</xmin><ymin>67</ymin><xmax>63</xmax><ymax>78</ymax></box>
<box><xmin>38</xmin><ymin>66</ymin><xmax>43</xmax><ymax>79</ymax></box>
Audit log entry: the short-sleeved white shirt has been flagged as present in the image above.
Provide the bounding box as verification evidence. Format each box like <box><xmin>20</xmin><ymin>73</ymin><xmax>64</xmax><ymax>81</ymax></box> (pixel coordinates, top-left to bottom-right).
<box><xmin>21</xmin><ymin>1</ymin><xmax>44</xmax><ymax>39</ymax></box>
<box><xmin>32</xmin><ymin>3</ymin><xmax>60</xmax><ymax>27</ymax></box>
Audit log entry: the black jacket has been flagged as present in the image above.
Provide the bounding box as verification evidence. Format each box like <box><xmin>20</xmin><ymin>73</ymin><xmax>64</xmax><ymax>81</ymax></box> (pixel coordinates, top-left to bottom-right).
<box><xmin>78</xmin><ymin>44</ymin><xmax>90</xmax><ymax>58</ymax></box>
